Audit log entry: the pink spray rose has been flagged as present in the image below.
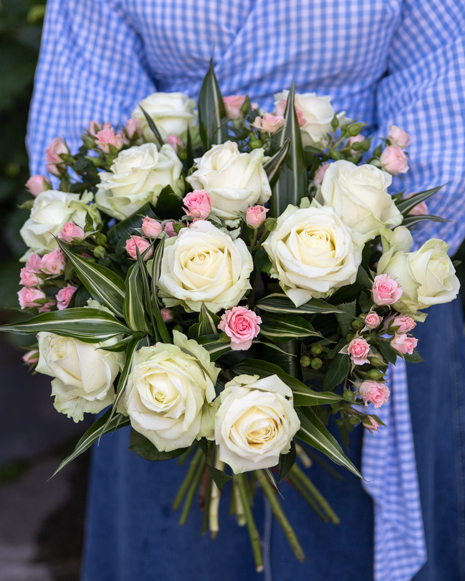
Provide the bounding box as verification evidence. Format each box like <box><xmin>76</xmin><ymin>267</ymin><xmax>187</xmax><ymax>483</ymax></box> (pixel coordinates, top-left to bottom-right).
<box><xmin>246</xmin><ymin>205</ymin><xmax>269</xmax><ymax>228</ymax></box>
<box><xmin>275</xmin><ymin>99</ymin><xmax>306</xmax><ymax>126</ymax></box>
<box><xmin>347</xmin><ymin>337</ymin><xmax>371</xmax><ymax>365</ymax></box>
<box><xmin>56</xmin><ymin>284</ymin><xmax>77</xmax><ymax>310</ymax></box>
<box><xmin>388</xmin><ymin>125</ymin><xmax>411</xmax><ymax>149</ymax></box>
<box><xmin>359</xmin><ymin>381</ymin><xmax>390</xmax><ymax>409</ymax></box>
<box><xmin>141</xmin><ymin>216</ymin><xmax>163</xmax><ymax>238</ymax></box>
<box><xmin>364</xmin><ymin>311</ymin><xmax>381</xmax><ymax>330</ymax></box>
<box><xmin>161</xmin><ymin>308</ymin><xmax>173</xmax><ymax>323</ymax></box>
<box><xmin>313</xmin><ymin>162</ymin><xmax>330</xmax><ymax>185</ymax></box>
<box><xmin>23</xmin><ymin>349</ymin><xmax>39</xmax><ymax>365</ymax></box>
<box><xmin>391</xmin><ymin>315</ymin><xmax>416</xmax><ymax>333</ymax></box>
<box><xmin>41</xmin><ymin>249</ymin><xmax>66</xmax><ymax>276</ymax></box>
<box><xmin>372</xmin><ymin>274</ymin><xmax>403</xmax><ymax>306</ymax></box>
<box><xmin>125</xmin><ymin>118</ymin><xmax>142</xmax><ymax>140</ymax></box>
<box><xmin>380</xmin><ymin>145</ymin><xmax>409</xmax><ymax>175</ymax></box>
<box><xmin>362</xmin><ymin>415</ymin><xmax>381</xmax><ymax>432</ymax></box>
<box><xmin>88</xmin><ymin>121</ymin><xmax>101</xmax><ymax>137</ymax></box>
<box><xmin>58</xmin><ymin>222</ymin><xmax>85</xmax><ymax>243</ymax></box>
<box><xmin>18</xmin><ymin>287</ymin><xmax>46</xmax><ymax>309</ymax></box>
<box><xmin>95</xmin><ymin>124</ymin><xmax>124</xmax><ymax>153</ymax></box>
<box><xmin>45</xmin><ymin>137</ymin><xmax>69</xmax><ymax>175</ymax></box>
<box><xmin>183</xmin><ymin>190</ymin><xmax>213</xmax><ymax>220</ymax></box>
<box><xmin>166</xmin><ymin>134</ymin><xmax>182</xmax><ymax>153</ymax></box>
<box><xmin>218</xmin><ymin>306</ymin><xmax>262</xmax><ymax>351</ymax></box>
<box><xmin>20</xmin><ymin>267</ymin><xmax>41</xmax><ymax>288</ymax></box>
<box><xmin>125</xmin><ymin>235</ymin><xmax>153</xmax><ymax>260</ymax></box>
<box><xmin>252</xmin><ymin>113</ymin><xmax>285</xmax><ymax>134</ymax></box>
<box><xmin>26</xmin><ymin>253</ymin><xmax>43</xmax><ymax>272</ymax></box>
<box><xmin>223</xmin><ymin>95</ymin><xmax>246</xmax><ymax>120</ymax></box>
<box><xmin>38</xmin><ymin>301</ymin><xmax>56</xmax><ymax>314</ymax></box>
<box><xmin>26</xmin><ymin>175</ymin><xmax>52</xmax><ymax>196</ymax></box>
<box><xmin>391</xmin><ymin>333</ymin><xmax>418</xmax><ymax>355</ymax></box>
<box><xmin>164</xmin><ymin>222</ymin><xmax>177</xmax><ymax>237</ymax></box>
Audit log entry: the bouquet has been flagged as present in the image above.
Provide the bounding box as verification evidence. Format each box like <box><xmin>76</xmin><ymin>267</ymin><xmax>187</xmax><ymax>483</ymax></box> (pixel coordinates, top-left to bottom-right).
<box><xmin>4</xmin><ymin>62</ymin><xmax>460</xmax><ymax>571</ymax></box>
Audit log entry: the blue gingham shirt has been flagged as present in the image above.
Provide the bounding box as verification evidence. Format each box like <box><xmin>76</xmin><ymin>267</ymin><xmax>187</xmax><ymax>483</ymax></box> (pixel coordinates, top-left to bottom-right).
<box><xmin>27</xmin><ymin>1</ymin><xmax>465</xmax><ymax>579</ymax></box>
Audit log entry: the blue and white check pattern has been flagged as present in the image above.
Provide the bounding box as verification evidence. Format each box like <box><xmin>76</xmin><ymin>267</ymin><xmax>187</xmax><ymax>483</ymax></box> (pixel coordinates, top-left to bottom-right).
<box><xmin>27</xmin><ymin>1</ymin><xmax>465</xmax><ymax>579</ymax></box>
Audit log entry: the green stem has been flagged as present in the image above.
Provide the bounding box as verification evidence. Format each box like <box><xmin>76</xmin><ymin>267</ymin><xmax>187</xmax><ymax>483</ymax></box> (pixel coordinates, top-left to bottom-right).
<box><xmin>286</xmin><ymin>470</ymin><xmax>328</xmax><ymax>522</ymax></box>
<box><xmin>256</xmin><ymin>470</ymin><xmax>306</xmax><ymax>563</ymax></box>
<box><xmin>292</xmin><ymin>464</ymin><xmax>340</xmax><ymax>524</ymax></box>
<box><xmin>179</xmin><ymin>455</ymin><xmax>206</xmax><ymax>525</ymax></box>
<box><xmin>173</xmin><ymin>448</ymin><xmax>203</xmax><ymax>510</ymax></box>
<box><xmin>236</xmin><ymin>474</ymin><xmax>264</xmax><ymax>572</ymax></box>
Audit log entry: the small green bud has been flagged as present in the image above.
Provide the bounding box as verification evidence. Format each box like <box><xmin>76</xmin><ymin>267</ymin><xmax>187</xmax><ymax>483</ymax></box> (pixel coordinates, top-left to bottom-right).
<box><xmin>300</xmin><ymin>356</ymin><xmax>311</xmax><ymax>368</ymax></box>
<box><xmin>346</xmin><ymin>333</ymin><xmax>355</xmax><ymax>342</ymax></box>
<box><xmin>369</xmin><ymin>354</ymin><xmax>386</xmax><ymax>367</ymax></box>
<box><xmin>330</xmin><ymin>115</ymin><xmax>339</xmax><ymax>129</ymax></box>
<box><xmin>173</xmin><ymin>325</ymin><xmax>183</xmax><ymax>333</ymax></box>
<box><xmin>348</xmin><ymin>122</ymin><xmax>364</xmax><ymax>136</ymax></box>
<box><xmin>264</xmin><ymin>217</ymin><xmax>277</xmax><ymax>232</ymax></box>
<box><xmin>351</xmin><ymin>141</ymin><xmax>362</xmax><ymax>151</ymax></box>
<box><xmin>351</xmin><ymin>319</ymin><xmax>364</xmax><ymax>331</ymax></box>
<box><xmin>311</xmin><ymin>343</ymin><xmax>323</xmax><ymax>355</ymax></box>
<box><xmin>365</xmin><ymin>369</ymin><xmax>385</xmax><ymax>380</ymax></box>
<box><xmin>361</xmin><ymin>138</ymin><xmax>371</xmax><ymax>152</ymax></box>
<box><xmin>348</xmin><ymin>415</ymin><xmax>360</xmax><ymax>425</ymax></box>
<box><xmin>93</xmin><ymin>246</ymin><xmax>106</xmax><ymax>259</ymax></box>
<box><xmin>178</xmin><ymin>150</ymin><xmax>187</xmax><ymax>161</ymax></box>
<box><xmin>95</xmin><ymin>233</ymin><xmax>107</xmax><ymax>246</ymax></box>
<box><xmin>311</xmin><ymin>358</ymin><xmax>323</xmax><ymax>370</ymax></box>
<box><xmin>250</xmin><ymin>138</ymin><xmax>262</xmax><ymax>149</ymax></box>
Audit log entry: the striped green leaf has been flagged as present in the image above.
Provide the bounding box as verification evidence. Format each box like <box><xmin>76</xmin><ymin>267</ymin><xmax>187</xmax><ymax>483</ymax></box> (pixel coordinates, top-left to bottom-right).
<box><xmin>195</xmin><ymin>334</ymin><xmax>231</xmax><ymax>361</ymax></box>
<box><xmin>0</xmin><ymin>308</ymin><xmax>130</xmax><ymax>342</ymax></box>
<box><xmin>139</xmin><ymin>105</ymin><xmax>164</xmax><ymax>146</ymax></box>
<box><xmin>402</xmin><ymin>214</ymin><xmax>448</xmax><ymax>228</ymax></box>
<box><xmin>397</xmin><ymin>185</ymin><xmax>442</xmax><ymax>216</ymax></box>
<box><xmin>198</xmin><ymin>58</ymin><xmax>227</xmax><ymax>151</ymax></box>
<box><xmin>106</xmin><ymin>202</ymin><xmax>157</xmax><ymax>249</ymax></box>
<box><xmin>57</xmin><ymin>239</ymin><xmax>125</xmax><ymax>317</ymax></box>
<box><xmin>258</xmin><ymin>293</ymin><xmax>344</xmax><ymax>315</ymax></box>
<box><xmin>151</xmin><ymin>241</ymin><xmax>172</xmax><ymax>343</ymax></box>
<box><xmin>124</xmin><ymin>261</ymin><xmax>151</xmax><ymax>334</ymax></box>
<box><xmin>198</xmin><ymin>303</ymin><xmax>220</xmax><ymax>336</ymax></box>
<box><xmin>263</xmin><ymin>138</ymin><xmax>290</xmax><ymax>190</ymax></box>
<box><xmin>259</xmin><ymin>313</ymin><xmax>323</xmax><ymax>342</ymax></box>
<box><xmin>296</xmin><ymin>408</ymin><xmax>362</xmax><ymax>478</ymax></box>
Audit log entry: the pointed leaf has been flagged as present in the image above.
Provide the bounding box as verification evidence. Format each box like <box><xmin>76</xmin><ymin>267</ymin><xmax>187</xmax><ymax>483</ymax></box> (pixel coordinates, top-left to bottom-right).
<box><xmin>263</xmin><ymin>138</ymin><xmax>290</xmax><ymax>190</ymax></box>
<box><xmin>151</xmin><ymin>241</ymin><xmax>172</xmax><ymax>343</ymax></box>
<box><xmin>139</xmin><ymin>105</ymin><xmax>164</xmax><ymax>145</ymax></box>
<box><xmin>259</xmin><ymin>313</ymin><xmax>323</xmax><ymax>342</ymax></box>
<box><xmin>335</xmin><ymin>301</ymin><xmax>357</xmax><ymax>337</ymax></box>
<box><xmin>397</xmin><ymin>185</ymin><xmax>443</xmax><ymax>215</ymax></box>
<box><xmin>198</xmin><ymin>58</ymin><xmax>227</xmax><ymax>150</ymax></box>
<box><xmin>402</xmin><ymin>214</ymin><xmax>449</xmax><ymax>228</ymax></box>
<box><xmin>124</xmin><ymin>261</ymin><xmax>151</xmax><ymax>333</ymax></box>
<box><xmin>154</xmin><ymin>186</ymin><xmax>184</xmax><ymax>220</ymax></box>
<box><xmin>129</xmin><ymin>429</ymin><xmax>188</xmax><ymax>461</ymax></box>
<box><xmin>278</xmin><ymin>440</ymin><xmax>296</xmax><ymax>483</ymax></box>
<box><xmin>208</xmin><ymin>464</ymin><xmax>232</xmax><ymax>490</ymax></box>
<box><xmin>198</xmin><ymin>303</ymin><xmax>220</xmax><ymax>336</ymax></box>
<box><xmin>186</xmin><ymin>127</ymin><xmax>194</xmax><ymax>171</ymax></box>
<box><xmin>106</xmin><ymin>202</ymin><xmax>157</xmax><ymax>248</ymax></box>
<box><xmin>322</xmin><ymin>353</ymin><xmax>350</xmax><ymax>391</ymax></box>
<box><xmin>258</xmin><ymin>293</ymin><xmax>344</xmax><ymax>315</ymax></box>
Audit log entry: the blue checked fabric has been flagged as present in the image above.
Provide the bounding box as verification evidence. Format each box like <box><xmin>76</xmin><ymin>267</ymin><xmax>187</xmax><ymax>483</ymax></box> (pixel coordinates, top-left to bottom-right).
<box><xmin>27</xmin><ymin>1</ymin><xmax>465</xmax><ymax>579</ymax></box>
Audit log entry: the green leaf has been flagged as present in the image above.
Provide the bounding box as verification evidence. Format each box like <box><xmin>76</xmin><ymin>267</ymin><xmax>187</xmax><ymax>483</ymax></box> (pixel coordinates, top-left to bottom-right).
<box><xmin>335</xmin><ymin>301</ymin><xmax>357</xmax><ymax>337</ymax></box>
<box><xmin>186</xmin><ymin>127</ymin><xmax>194</xmax><ymax>171</ymax></box>
<box><xmin>0</xmin><ymin>308</ymin><xmax>130</xmax><ymax>342</ymax></box>
<box><xmin>356</xmin><ymin>266</ymin><xmax>373</xmax><ymax>289</ymax></box>
<box><xmin>208</xmin><ymin>464</ymin><xmax>232</xmax><ymax>490</ymax></box>
<box><xmin>263</xmin><ymin>138</ymin><xmax>290</xmax><ymax>190</ymax></box>
<box><xmin>194</xmin><ymin>334</ymin><xmax>232</xmax><ymax>361</ymax></box>
<box><xmin>269</xmin><ymin>81</ymin><xmax>307</xmax><ymax>217</ymax></box>
<box><xmin>254</xmin><ymin>245</ymin><xmax>271</xmax><ymax>273</ymax></box>
<box><xmin>278</xmin><ymin>440</ymin><xmax>296</xmax><ymax>484</ymax></box>
<box><xmin>51</xmin><ymin>410</ymin><xmax>130</xmax><ymax>477</ymax></box>
<box><xmin>401</xmin><ymin>214</ymin><xmax>449</xmax><ymax>228</ymax></box>
<box><xmin>154</xmin><ymin>186</ymin><xmax>184</xmax><ymax>221</ymax></box>
<box><xmin>124</xmin><ymin>261</ymin><xmax>151</xmax><ymax>333</ymax></box>
<box><xmin>198</xmin><ymin>58</ymin><xmax>227</xmax><ymax>151</ymax></box>
<box><xmin>261</xmin><ymin>338</ymin><xmax>299</xmax><ymax>377</ymax></box>
<box><xmin>106</xmin><ymin>202</ymin><xmax>158</xmax><ymax>249</ymax></box>
<box><xmin>151</xmin><ymin>241</ymin><xmax>172</xmax><ymax>343</ymax></box>
<box><xmin>296</xmin><ymin>408</ymin><xmax>362</xmax><ymax>479</ymax></box>
<box><xmin>57</xmin><ymin>239</ymin><xmax>126</xmax><ymax>317</ymax></box>
<box><xmin>139</xmin><ymin>105</ymin><xmax>164</xmax><ymax>145</ymax></box>
<box><xmin>322</xmin><ymin>353</ymin><xmax>350</xmax><ymax>391</ymax></box>
<box><xmin>258</xmin><ymin>293</ymin><xmax>344</xmax><ymax>315</ymax></box>
<box><xmin>404</xmin><ymin>348</ymin><xmax>424</xmax><ymax>364</ymax></box>
<box><xmin>378</xmin><ymin>340</ymin><xmax>398</xmax><ymax>365</ymax></box>
<box><xmin>129</xmin><ymin>429</ymin><xmax>188</xmax><ymax>461</ymax></box>
<box><xmin>397</xmin><ymin>185</ymin><xmax>443</xmax><ymax>215</ymax></box>
<box><xmin>69</xmin><ymin>284</ymin><xmax>92</xmax><ymax>308</ymax></box>
<box><xmin>259</xmin><ymin>313</ymin><xmax>323</xmax><ymax>342</ymax></box>
<box><xmin>135</xmin><ymin>245</ymin><xmax>157</xmax><ymax>338</ymax></box>
<box><xmin>198</xmin><ymin>303</ymin><xmax>220</xmax><ymax>336</ymax></box>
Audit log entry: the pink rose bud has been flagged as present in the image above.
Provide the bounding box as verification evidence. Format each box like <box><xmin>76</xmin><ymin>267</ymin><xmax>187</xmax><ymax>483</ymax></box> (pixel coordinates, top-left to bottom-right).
<box><xmin>166</xmin><ymin>134</ymin><xmax>182</xmax><ymax>153</ymax></box>
<box><xmin>380</xmin><ymin>145</ymin><xmax>409</xmax><ymax>175</ymax></box>
<box><xmin>141</xmin><ymin>216</ymin><xmax>163</xmax><ymax>238</ymax></box>
<box><xmin>275</xmin><ymin>99</ymin><xmax>306</xmax><ymax>126</ymax></box>
<box><xmin>41</xmin><ymin>249</ymin><xmax>66</xmax><ymax>276</ymax></box>
<box><xmin>218</xmin><ymin>306</ymin><xmax>262</xmax><ymax>351</ymax></box>
<box><xmin>313</xmin><ymin>162</ymin><xmax>330</xmax><ymax>185</ymax></box>
<box><xmin>56</xmin><ymin>284</ymin><xmax>77</xmax><ymax>310</ymax></box>
<box><xmin>45</xmin><ymin>137</ymin><xmax>69</xmax><ymax>175</ymax></box>
<box><xmin>161</xmin><ymin>308</ymin><xmax>173</xmax><ymax>323</ymax></box>
<box><xmin>362</xmin><ymin>415</ymin><xmax>381</xmax><ymax>432</ymax></box>
<box><xmin>126</xmin><ymin>118</ymin><xmax>142</xmax><ymax>139</ymax></box>
<box><xmin>88</xmin><ymin>121</ymin><xmax>101</xmax><ymax>137</ymax></box>
<box><xmin>392</xmin><ymin>315</ymin><xmax>416</xmax><ymax>333</ymax></box>
<box><xmin>164</xmin><ymin>222</ymin><xmax>177</xmax><ymax>237</ymax></box>
<box><xmin>347</xmin><ymin>337</ymin><xmax>371</xmax><ymax>365</ymax></box>
<box><xmin>364</xmin><ymin>311</ymin><xmax>381</xmax><ymax>330</ymax></box>
<box><xmin>252</xmin><ymin>114</ymin><xmax>285</xmax><ymax>134</ymax></box>
<box><xmin>26</xmin><ymin>252</ymin><xmax>43</xmax><ymax>272</ymax></box>
<box><xmin>390</xmin><ymin>333</ymin><xmax>418</xmax><ymax>355</ymax></box>
<box><xmin>246</xmin><ymin>205</ymin><xmax>269</xmax><ymax>228</ymax></box>
<box><xmin>359</xmin><ymin>381</ymin><xmax>390</xmax><ymax>409</ymax></box>
<box><xmin>22</xmin><ymin>349</ymin><xmax>39</xmax><ymax>365</ymax></box>
<box><xmin>58</xmin><ymin>222</ymin><xmax>85</xmax><ymax>243</ymax></box>
<box><xmin>223</xmin><ymin>95</ymin><xmax>246</xmax><ymax>120</ymax></box>
<box><xmin>372</xmin><ymin>274</ymin><xmax>403</xmax><ymax>306</ymax></box>
<box><xmin>125</xmin><ymin>235</ymin><xmax>153</xmax><ymax>260</ymax></box>
<box><xmin>95</xmin><ymin>124</ymin><xmax>124</xmax><ymax>153</ymax></box>
<box><xmin>388</xmin><ymin>125</ymin><xmax>411</xmax><ymax>149</ymax></box>
<box><xmin>26</xmin><ymin>175</ymin><xmax>52</xmax><ymax>196</ymax></box>
<box><xmin>38</xmin><ymin>301</ymin><xmax>56</xmax><ymax>314</ymax></box>
<box><xmin>20</xmin><ymin>267</ymin><xmax>41</xmax><ymax>288</ymax></box>
<box><xmin>18</xmin><ymin>287</ymin><xmax>46</xmax><ymax>309</ymax></box>
<box><xmin>183</xmin><ymin>190</ymin><xmax>213</xmax><ymax>220</ymax></box>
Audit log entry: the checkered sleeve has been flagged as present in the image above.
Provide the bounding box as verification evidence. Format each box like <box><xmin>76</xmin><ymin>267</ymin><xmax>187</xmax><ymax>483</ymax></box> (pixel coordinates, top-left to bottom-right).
<box><xmin>26</xmin><ymin>0</ymin><xmax>156</xmax><ymax>176</ymax></box>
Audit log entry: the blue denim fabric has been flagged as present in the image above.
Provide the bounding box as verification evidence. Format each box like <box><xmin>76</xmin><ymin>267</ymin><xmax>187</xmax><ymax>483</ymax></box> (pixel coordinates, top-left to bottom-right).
<box><xmin>81</xmin><ymin>301</ymin><xmax>465</xmax><ymax>580</ymax></box>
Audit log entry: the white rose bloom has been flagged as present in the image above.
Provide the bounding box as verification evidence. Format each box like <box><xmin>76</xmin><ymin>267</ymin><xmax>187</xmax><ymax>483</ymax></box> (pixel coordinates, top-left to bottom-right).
<box><xmin>379</xmin><ymin>238</ymin><xmax>460</xmax><ymax>313</ymax></box>
<box><xmin>263</xmin><ymin>204</ymin><xmax>364</xmax><ymax>307</ymax></box>
<box><xmin>124</xmin><ymin>331</ymin><xmax>219</xmax><ymax>452</ymax></box>
<box><xmin>36</xmin><ymin>332</ymin><xmax>122</xmax><ymax>422</ymax></box>
<box><xmin>95</xmin><ymin>143</ymin><xmax>183</xmax><ymax>220</ymax></box>
<box><xmin>158</xmin><ymin>220</ymin><xmax>253</xmax><ymax>312</ymax></box>
<box><xmin>317</xmin><ymin>160</ymin><xmax>402</xmax><ymax>237</ymax></box>
<box><xmin>275</xmin><ymin>90</ymin><xmax>345</xmax><ymax>149</ymax></box>
<box><xmin>186</xmin><ymin>141</ymin><xmax>271</xmax><ymax>220</ymax></box>
<box><xmin>132</xmin><ymin>92</ymin><xmax>196</xmax><ymax>142</ymax></box>
<box><xmin>215</xmin><ymin>374</ymin><xmax>300</xmax><ymax>474</ymax></box>
<box><xmin>20</xmin><ymin>190</ymin><xmax>93</xmax><ymax>256</ymax></box>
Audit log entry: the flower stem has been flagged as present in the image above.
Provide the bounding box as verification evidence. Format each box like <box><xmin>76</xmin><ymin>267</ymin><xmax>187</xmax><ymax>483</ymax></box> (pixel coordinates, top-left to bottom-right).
<box><xmin>236</xmin><ymin>473</ymin><xmax>264</xmax><ymax>572</ymax></box>
<box><xmin>179</xmin><ymin>454</ymin><xmax>206</xmax><ymax>525</ymax></box>
<box><xmin>291</xmin><ymin>464</ymin><xmax>340</xmax><ymax>524</ymax></box>
<box><xmin>256</xmin><ymin>469</ymin><xmax>306</xmax><ymax>563</ymax></box>
<box><xmin>233</xmin><ymin>477</ymin><xmax>246</xmax><ymax>526</ymax></box>
<box><xmin>286</xmin><ymin>470</ymin><xmax>328</xmax><ymax>522</ymax></box>
<box><xmin>173</xmin><ymin>447</ymin><xmax>203</xmax><ymax>511</ymax></box>
<box><xmin>209</xmin><ymin>457</ymin><xmax>224</xmax><ymax>538</ymax></box>
<box><xmin>295</xmin><ymin>443</ymin><xmax>312</xmax><ymax>468</ymax></box>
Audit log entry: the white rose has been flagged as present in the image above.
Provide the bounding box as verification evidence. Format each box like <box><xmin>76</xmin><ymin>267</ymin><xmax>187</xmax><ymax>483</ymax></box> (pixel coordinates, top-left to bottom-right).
<box><xmin>132</xmin><ymin>92</ymin><xmax>196</xmax><ymax>142</ymax></box>
<box><xmin>263</xmin><ymin>204</ymin><xmax>363</xmax><ymax>307</ymax></box>
<box><xmin>215</xmin><ymin>374</ymin><xmax>300</xmax><ymax>474</ymax></box>
<box><xmin>275</xmin><ymin>90</ymin><xmax>345</xmax><ymax>149</ymax></box>
<box><xmin>317</xmin><ymin>160</ymin><xmax>402</xmax><ymax>237</ymax></box>
<box><xmin>379</xmin><ymin>238</ymin><xmax>460</xmax><ymax>313</ymax></box>
<box><xmin>186</xmin><ymin>141</ymin><xmax>271</xmax><ymax>220</ymax></box>
<box><xmin>158</xmin><ymin>220</ymin><xmax>253</xmax><ymax>312</ymax></box>
<box><xmin>95</xmin><ymin>143</ymin><xmax>183</xmax><ymax>220</ymax></box>
<box><xmin>20</xmin><ymin>190</ymin><xmax>93</xmax><ymax>256</ymax></box>
<box><xmin>36</xmin><ymin>332</ymin><xmax>122</xmax><ymax>422</ymax></box>
<box><xmin>124</xmin><ymin>331</ymin><xmax>219</xmax><ymax>452</ymax></box>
